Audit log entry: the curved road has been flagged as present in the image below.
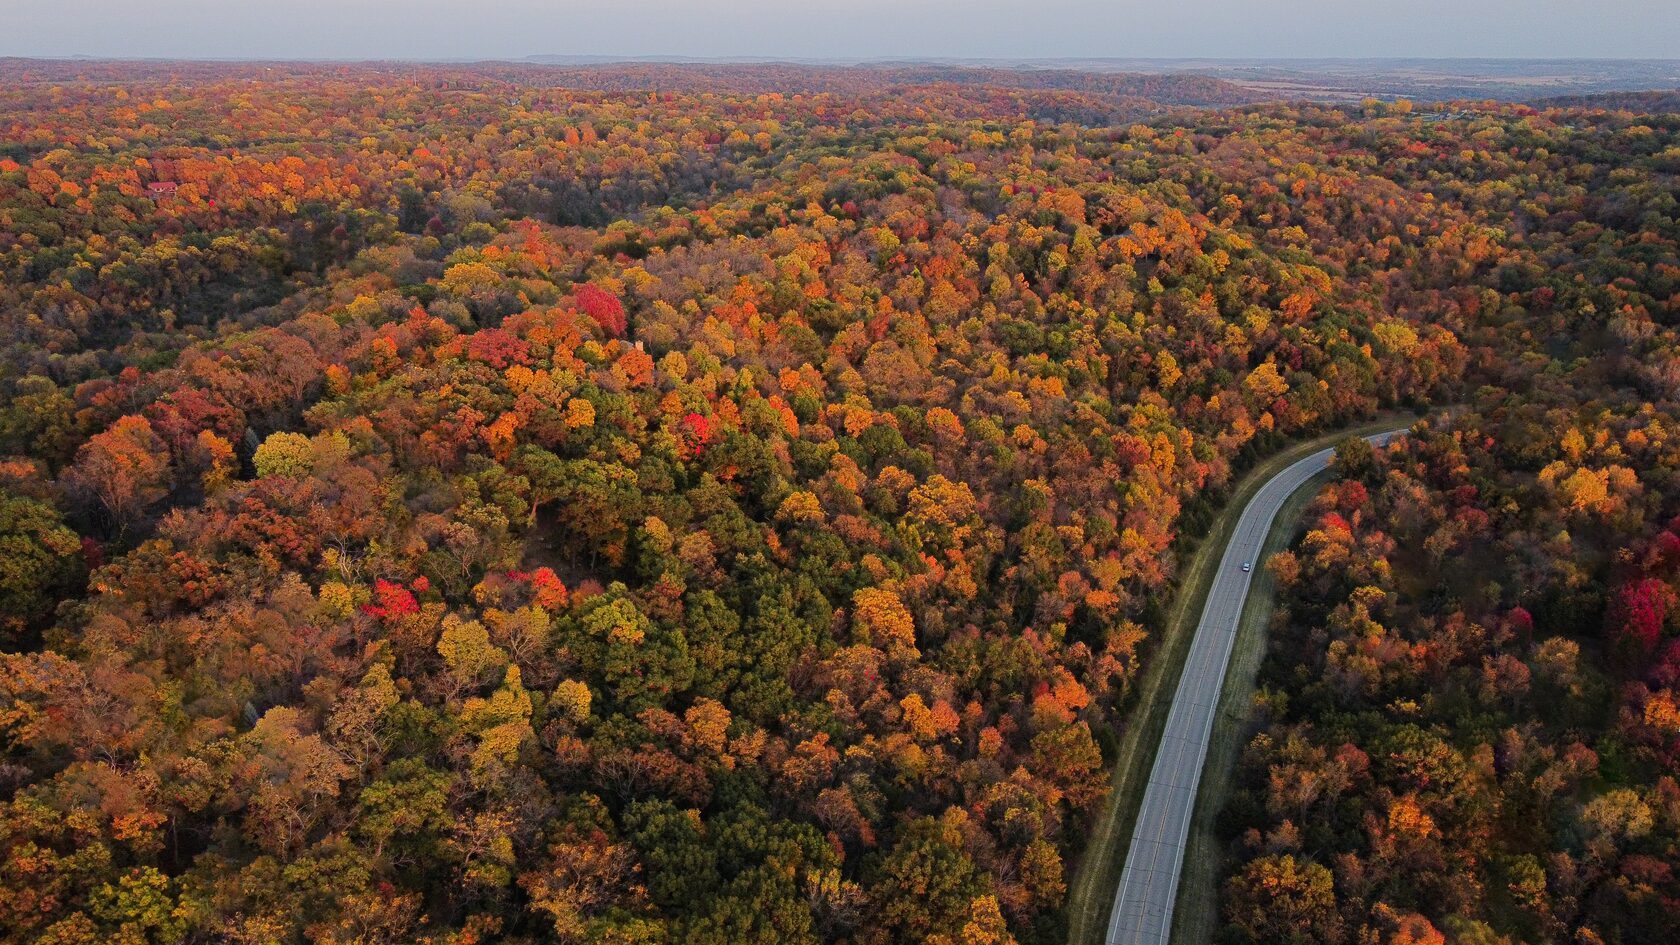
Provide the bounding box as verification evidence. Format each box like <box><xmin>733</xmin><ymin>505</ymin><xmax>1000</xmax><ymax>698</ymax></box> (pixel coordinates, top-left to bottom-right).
<box><xmin>1106</xmin><ymin>429</ymin><xmax>1404</xmax><ymax>945</ymax></box>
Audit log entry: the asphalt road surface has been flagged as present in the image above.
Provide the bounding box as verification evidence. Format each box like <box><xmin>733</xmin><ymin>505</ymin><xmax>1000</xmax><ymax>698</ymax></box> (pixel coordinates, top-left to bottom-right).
<box><xmin>1106</xmin><ymin>429</ymin><xmax>1404</xmax><ymax>945</ymax></box>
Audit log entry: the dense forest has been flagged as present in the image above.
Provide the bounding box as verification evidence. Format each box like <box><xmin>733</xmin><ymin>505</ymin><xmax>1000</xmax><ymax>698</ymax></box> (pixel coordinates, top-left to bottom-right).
<box><xmin>0</xmin><ymin>61</ymin><xmax>1675</xmax><ymax>945</ymax></box>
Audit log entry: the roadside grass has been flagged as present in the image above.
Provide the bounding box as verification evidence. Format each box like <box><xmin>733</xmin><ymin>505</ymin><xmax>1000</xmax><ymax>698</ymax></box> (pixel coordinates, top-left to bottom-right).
<box><xmin>1064</xmin><ymin>414</ymin><xmax>1412</xmax><ymax>945</ymax></box>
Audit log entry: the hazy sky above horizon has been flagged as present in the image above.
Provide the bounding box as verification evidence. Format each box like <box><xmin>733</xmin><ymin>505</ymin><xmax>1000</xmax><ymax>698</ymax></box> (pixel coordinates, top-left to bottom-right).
<box><xmin>6</xmin><ymin>1</ymin><xmax>1678</xmax><ymax>61</ymax></box>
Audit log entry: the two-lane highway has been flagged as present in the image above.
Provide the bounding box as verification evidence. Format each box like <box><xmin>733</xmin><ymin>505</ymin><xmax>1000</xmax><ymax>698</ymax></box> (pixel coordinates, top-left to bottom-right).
<box><xmin>1106</xmin><ymin>429</ymin><xmax>1404</xmax><ymax>945</ymax></box>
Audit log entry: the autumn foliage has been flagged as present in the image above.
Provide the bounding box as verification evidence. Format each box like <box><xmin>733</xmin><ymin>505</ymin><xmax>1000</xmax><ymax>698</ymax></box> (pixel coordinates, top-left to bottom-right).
<box><xmin>0</xmin><ymin>59</ymin><xmax>1675</xmax><ymax>945</ymax></box>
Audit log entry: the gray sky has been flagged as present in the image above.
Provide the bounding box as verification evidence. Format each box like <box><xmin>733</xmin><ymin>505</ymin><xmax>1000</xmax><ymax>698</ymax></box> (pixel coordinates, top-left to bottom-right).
<box><xmin>5</xmin><ymin>1</ymin><xmax>1678</xmax><ymax>60</ymax></box>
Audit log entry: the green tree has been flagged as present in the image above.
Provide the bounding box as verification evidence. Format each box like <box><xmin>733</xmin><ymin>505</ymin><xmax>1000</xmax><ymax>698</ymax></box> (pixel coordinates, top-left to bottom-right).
<box><xmin>868</xmin><ymin>813</ymin><xmax>988</xmax><ymax>943</ymax></box>
<box><xmin>0</xmin><ymin>491</ymin><xmax>81</xmax><ymax>641</ymax></box>
<box><xmin>1331</xmin><ymin>436</ymin><xmax>1377</xmax><ymax>483</ymax></box>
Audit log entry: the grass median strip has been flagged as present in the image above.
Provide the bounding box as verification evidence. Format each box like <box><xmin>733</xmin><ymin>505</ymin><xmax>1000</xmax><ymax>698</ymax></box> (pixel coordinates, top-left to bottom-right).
<box><xmin>1065</xmin><ymin>414</ymin><xmax>1412</xmax><ymax>945</ymax></box>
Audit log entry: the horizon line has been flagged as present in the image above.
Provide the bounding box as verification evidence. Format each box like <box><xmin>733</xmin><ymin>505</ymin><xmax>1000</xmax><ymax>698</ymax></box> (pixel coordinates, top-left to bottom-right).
<box><xmin>6</xmin><ymin>54</ymin><xmax>1680</xmax><ymax>66</ymax></box>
